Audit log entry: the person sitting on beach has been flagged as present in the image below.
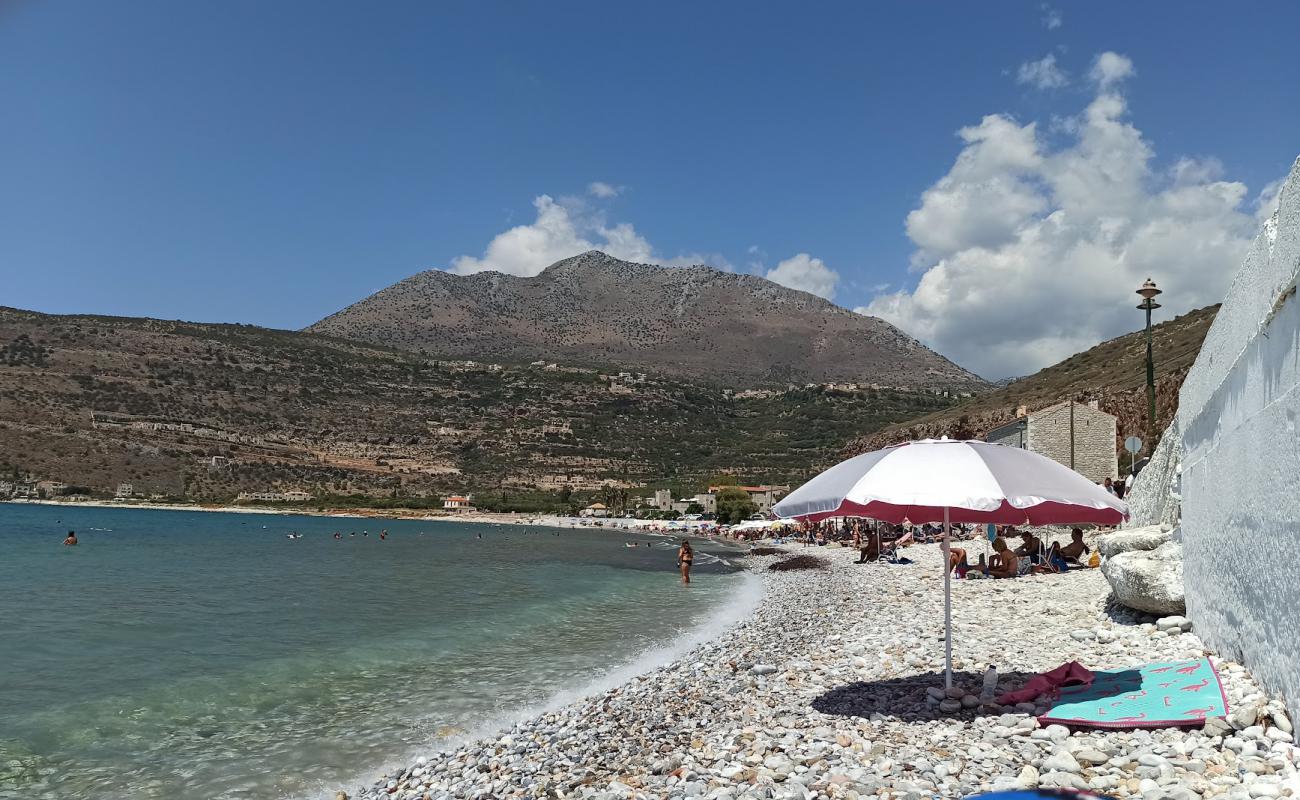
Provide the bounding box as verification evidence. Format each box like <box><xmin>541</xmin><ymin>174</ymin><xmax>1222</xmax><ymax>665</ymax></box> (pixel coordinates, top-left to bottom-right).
<box><xmin>1057</xmin><ymin>527</ymin><xmax>1090</xmax><ymax>563</ymax></box>
<box><xmin>1013</xmin><ymin>530</ymin><xmax>1046</xmax><ymax>564</ymax></box>
<box><xmin>63</xmin><ymin>530</ymin><xmax>78</xmax><ymax>546</ymax></box>
<box><xmin>951</xmin><ymin>537</ymin><xmax>1019</xmax><ymax>578</ymax></box>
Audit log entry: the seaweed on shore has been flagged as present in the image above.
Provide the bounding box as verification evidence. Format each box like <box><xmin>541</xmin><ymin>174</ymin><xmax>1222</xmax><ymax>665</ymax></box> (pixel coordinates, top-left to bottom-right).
<box><xmin>749</xmin><ymin>546</ymin><xmax>788</xmax><ymax>557</ymax></box>
<box><xmin>768</xmin><ymin>555</ymin><xmax>829</xmax><ymax>571</ymax></box>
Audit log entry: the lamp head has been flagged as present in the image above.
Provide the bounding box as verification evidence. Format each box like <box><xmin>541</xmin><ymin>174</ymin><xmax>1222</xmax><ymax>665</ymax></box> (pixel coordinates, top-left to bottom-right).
<box><xmin>1136</xmin><ymin>278</ymin><xmax>1162</xmax><ymax>301</ymax></box>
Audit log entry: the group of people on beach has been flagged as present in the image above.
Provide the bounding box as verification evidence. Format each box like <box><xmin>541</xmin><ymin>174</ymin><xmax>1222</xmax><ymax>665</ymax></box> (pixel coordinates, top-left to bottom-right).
<box><xmin>948</xmin><ymin>527</ymin><xmax>1096</xmax><ymax>578</ymax></box>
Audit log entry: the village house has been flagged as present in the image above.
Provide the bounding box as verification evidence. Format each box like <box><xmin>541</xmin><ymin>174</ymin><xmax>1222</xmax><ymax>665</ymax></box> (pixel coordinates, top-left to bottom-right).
<box><xmin>580</xmin><ymin>502</ymin><xmax>609</xmax><ymax>518</ymax></box>
<box><xmin>115</xmin><ymin>483</ymin><xmax>135</xmax><ymax>499</ymax></box>
<box><xmin>983</xmin><ymin>400</ymin><xmax>1119</xmax><ymax>484</ymax></box>
<box><xmin>442</xmin><ymin>495</ymin><xmax>476</xmax><ymax>512</ymax></box>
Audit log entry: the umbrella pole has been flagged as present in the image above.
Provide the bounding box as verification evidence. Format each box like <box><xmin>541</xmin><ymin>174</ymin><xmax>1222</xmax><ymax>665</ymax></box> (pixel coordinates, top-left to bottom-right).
<box><xmin>942</xmin><ymin>506</ymin><xmax>952</xmax><ymax>691</ymax></box>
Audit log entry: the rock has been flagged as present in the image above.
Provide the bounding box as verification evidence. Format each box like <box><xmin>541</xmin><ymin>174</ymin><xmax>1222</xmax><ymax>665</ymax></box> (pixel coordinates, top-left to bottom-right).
<box><xmin>1016</xmin><ymin>765</ymin><xmax>1039</xmax><ymax>789</ymax></box>
<box><xmin>1098</xmin><ymin>525</ymin><xmax>1173</xmax><ymax>557</ymax></box>
<box><xmin>1074</xmin><ymin>748</ymin><xmax>1111</xmax><ymax>766</ymax></box>
<box><xmin>1102</xmin><ymin>540</ymin><xmax>1186</xmax><ymax>614</ymax></box>
<box><xmin>960</xmin><ymin>694</ymin><xmax>980</xmax><ymax>709</ymax></box>
<box><xmin>1042</xmin><ymin>749</ymin><xmax>1081</xmax><ymax>773</ymax></box>
<box><xmin>1271</xmin><ymin>710</ymin><xmax>1293</xmax><ymax>734</ymax></box>
<box><xmin>1247</xmin><ymin>780</ymin><xmax>1281</xmax><ymax>798</ymax></box>
<box><xmin>939</xmin><ymin>699</ymin><xmax>962</xmax><ymax>713</ymax></box>
<box><xmin>1069</xmin><ymin>629</ymin><xmax>1096</xmax><ymax>641</ymax></box>
<box><xmin>1204</xmin><ymin>716</ymin><xmax>1234</xmax><ymax>737</ymax></box>
<box><xmin>1040</xmin><ymin>771</ymin><xmax>1090</xmax><ymax>791</ymax></box>
<box><xmin>1157</xmin><ymin>615</ymin><xmax>1191</xmax><ymax>631</ymax></box>
<box><xmin>751</xmin><ymin>664</ymin><xmax>778</xmax><ymax>675</ymax></box>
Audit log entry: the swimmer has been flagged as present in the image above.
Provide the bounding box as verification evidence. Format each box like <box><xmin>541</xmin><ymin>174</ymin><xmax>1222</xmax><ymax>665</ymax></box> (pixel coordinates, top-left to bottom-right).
<box><xmin>63</xmin><ymin>530</ymin><xmax>78</xmax><ymax>546</ymax></box>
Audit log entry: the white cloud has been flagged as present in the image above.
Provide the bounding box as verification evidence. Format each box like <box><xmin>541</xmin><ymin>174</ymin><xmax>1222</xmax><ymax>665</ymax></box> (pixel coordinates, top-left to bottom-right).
<box><xmin>587</xmin><ymin>181</ymin><xmax>622</xmax><ymax>198</ymax></box>
<box><xmin>1089</xmin><ymin>51</ymin><xmax>1134</xmax><ymax>87</ymax></box>
<box><xmin>1017</xmin><ymin>54</ymin><xmax>1069</xmax><ymax>90</ymax></box>
<box><xmin>450</xmin><ymin>194</ymin><xmax>730</xmax><ymax>276</ymax></box>
<box><xmin>863</xmin><ymin>54</ymin><xmax>1263</xmax><ymax>379</ymax></box>
<box><xmin>1041</xmin><ymin>4</ymin><xmax>1063</xmax><ymax>29</ymax></box>
<box><xmin>765</xmin><ymin>253</ymin><xmax>840</xmax><ymax>300</ymax></box>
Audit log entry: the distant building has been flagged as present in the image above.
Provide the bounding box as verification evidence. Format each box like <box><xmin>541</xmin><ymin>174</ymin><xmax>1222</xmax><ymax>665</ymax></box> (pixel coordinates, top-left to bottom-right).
<box><xmin>984</xmin><ymin>400</ymin><xmax>1118</xmax><ymax>483</ymax></box>
<box><xmin>653</xmin><ymin>489</ymin><xmax>673</xmax><ymax>512</ymax></box>
<box><xmin>115</xmin><ymin>483</ymin><xmax>135</xmax><ymax>499</ymax></box>
<box><xmin>443</xmin><ymin>495</ymin><xmax>476</xmax><ymax>512</ymax></box>
<box><xmin>281</xmin><ymin>490</ymin><xmax>313</xmax><ymax>502</ymax></box>
<box><xmin>581</xmin><ymin>502</ymin><xmax>609</xmax><ymax>518</ymax></box>
<box><xmin>707</xmin><ymin>485</ymin><xmax>788</xmax><ymax>514</ymax></box>
<box><xmin>692</xmin><ymin>492</ymin><xmax>718</xmax><ymax>514</ymax></box>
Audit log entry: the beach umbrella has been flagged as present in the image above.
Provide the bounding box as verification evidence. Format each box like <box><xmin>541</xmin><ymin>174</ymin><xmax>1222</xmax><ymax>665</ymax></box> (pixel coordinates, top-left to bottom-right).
<box><xmin>771</xmin><ymin>437</ymin><xmax>1128</xmax><ymax>690</ymax></box>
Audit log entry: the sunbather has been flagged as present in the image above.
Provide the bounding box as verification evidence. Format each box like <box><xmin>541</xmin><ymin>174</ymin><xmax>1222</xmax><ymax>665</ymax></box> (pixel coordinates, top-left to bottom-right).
<box><xmin>1014</xmin><ymin>530</ymin><xmax>1047</xmax><ymax>564</ymax></box>
<box><xmin>1058</xmin><ymin>527</ymin><xmax>1090</xmax><ymax>562</ymax></box>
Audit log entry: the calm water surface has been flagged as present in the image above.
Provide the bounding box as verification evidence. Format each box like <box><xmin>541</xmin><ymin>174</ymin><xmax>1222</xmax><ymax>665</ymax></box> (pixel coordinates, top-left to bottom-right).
<box><xmin>0</xmin><ymin>504</ymin><xmax>755</xmax><ymax>799</ymax></box>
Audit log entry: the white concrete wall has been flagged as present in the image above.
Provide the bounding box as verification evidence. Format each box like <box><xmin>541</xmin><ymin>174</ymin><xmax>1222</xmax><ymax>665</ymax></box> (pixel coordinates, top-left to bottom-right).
<box><xmin>1177</xmin><ymin>156</ymin><xmax>1300</xmax><ymax>720</ymax></box>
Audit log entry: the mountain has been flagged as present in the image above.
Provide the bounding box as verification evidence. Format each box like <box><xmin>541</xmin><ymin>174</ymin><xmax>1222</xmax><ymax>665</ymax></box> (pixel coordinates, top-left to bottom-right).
<box><xmin>307</xmin><ymin>251</ymin><xmax>988</xmax><ymax>390</ymax></box>
<box><xmin>846</xmin><ymin>304</ymin><xmax>1220</xmax><ymax>457</ymax></box>
<box><xmin>0</xmin><ymin>307</ymin><xmax>958</xmax><ymax>505</ymax></box>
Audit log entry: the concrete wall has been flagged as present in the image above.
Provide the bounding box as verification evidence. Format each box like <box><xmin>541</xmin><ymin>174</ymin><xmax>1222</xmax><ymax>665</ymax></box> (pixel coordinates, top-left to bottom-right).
<box><xmin>1177</xmin><ymin>156</ymin><xmax>1300</xmax><ymax>720</ymax></box>
<box><xmin>1027</xmin><ymin>402</ymin><xmax>1119</xmax><ymax>483</ymax></box>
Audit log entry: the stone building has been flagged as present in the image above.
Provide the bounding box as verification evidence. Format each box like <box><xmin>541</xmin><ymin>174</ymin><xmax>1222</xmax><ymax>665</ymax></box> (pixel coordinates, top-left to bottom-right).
<box><xmin>984</xmin><ymin>400</ymin><xmax>1119</xmax><ymax>483</ymax></box>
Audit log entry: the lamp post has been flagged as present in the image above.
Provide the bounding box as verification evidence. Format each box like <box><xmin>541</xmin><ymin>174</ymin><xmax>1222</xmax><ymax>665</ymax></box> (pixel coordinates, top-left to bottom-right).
<box><xmin>1136</xmin><ymin>278</ymin><xmax>1162</xmax><ymax>454</ymax></box>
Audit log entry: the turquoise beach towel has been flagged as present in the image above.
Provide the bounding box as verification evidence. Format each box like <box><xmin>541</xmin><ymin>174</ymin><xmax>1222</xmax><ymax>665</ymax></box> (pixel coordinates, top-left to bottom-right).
<box><xmin>1039</xmin><ymin>658</ymin><xmax>1229</xmax><ymax>729</ymax></box>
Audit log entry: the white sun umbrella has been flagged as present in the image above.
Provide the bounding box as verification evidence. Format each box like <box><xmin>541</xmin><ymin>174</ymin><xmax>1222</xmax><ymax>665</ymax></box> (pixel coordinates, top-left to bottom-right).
<box><xmin>772</xmin><ymin>437</ymin><xmax>1128</xmax><ymax>689</ymax></box>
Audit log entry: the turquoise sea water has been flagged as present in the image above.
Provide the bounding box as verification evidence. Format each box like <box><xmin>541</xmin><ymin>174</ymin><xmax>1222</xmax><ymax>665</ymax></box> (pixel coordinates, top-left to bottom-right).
<box><xmin>0</xmin><ymin>504</ymin><xmax>756</xmax><ymax>799</ymax></box>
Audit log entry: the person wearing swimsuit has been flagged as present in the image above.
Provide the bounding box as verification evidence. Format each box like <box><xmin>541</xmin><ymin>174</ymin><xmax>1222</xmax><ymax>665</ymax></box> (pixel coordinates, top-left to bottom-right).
<box><xmin>677</xmin><ymin>539</ymin><xmax>693</xmax><ymax>584</ymax></box>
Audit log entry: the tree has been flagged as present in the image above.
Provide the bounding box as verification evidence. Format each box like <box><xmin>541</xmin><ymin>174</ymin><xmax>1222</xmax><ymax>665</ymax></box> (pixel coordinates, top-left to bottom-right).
<box><xmin>715</xmin><ymin>487</ymin><xmax>756</xmax><ymax>525</ymax></box>
<box><xmin>685</xmin><ymin>502</ymin><xmax>704</xmax><ymax>515</ymax></box>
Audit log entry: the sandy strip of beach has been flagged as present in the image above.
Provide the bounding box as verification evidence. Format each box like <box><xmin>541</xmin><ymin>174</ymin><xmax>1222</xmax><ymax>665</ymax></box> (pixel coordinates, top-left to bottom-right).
<box><xmin>348</xmin><ymin>542</ymin><xmax>1296</xmax><ymax>800</ymax></box>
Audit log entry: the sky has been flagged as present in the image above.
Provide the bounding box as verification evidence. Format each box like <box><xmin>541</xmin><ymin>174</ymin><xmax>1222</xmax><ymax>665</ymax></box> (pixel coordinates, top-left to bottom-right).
<box><xmin>2</xmin><ymin>1</ymin><xmax>1298</xmax><ymax>378</ymax></box>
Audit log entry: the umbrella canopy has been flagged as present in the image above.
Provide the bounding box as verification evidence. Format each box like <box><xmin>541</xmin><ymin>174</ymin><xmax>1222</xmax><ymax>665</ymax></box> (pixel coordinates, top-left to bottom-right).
<box><xmin>772</xmin><ymin>438</ymin><xmax>1128</xmax><ymax>525</ymax></box>
<box><xmin>771</xmin><ymin>438</ymin><xmax>1128</xmax><ymax>690</ymax></box>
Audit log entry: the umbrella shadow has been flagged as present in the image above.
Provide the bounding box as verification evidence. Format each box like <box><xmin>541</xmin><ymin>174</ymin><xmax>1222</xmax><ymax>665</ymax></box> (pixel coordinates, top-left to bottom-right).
<box><xmin>811</xmin><ymin>669</ymin><xmax>1042</xmax><ymax>723</ymax></box>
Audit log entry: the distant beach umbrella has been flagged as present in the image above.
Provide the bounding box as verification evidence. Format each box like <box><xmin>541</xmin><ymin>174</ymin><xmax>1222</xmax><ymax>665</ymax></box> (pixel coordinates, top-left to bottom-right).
<box><xmin>772</xmin><ymin>437</ymin><xmax>1128</xmax><ymax>690</ymax></box>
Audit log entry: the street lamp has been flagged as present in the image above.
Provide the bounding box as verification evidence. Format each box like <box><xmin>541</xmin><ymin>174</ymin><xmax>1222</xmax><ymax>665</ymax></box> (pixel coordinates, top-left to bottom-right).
<box><xmin>1136</xmin><ymin>278</ymin><xmax>1162</xmax><ymax>454</ymax></box>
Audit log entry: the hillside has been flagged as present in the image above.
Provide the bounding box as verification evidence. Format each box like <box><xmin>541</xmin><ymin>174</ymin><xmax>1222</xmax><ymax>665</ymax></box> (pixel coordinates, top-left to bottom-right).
<box><xmin>0</xmin><ymin>307</ymin><xmax>958</xmax><ymax>505</ymax></box>
<box><xmin>847</xmin><ymin>304</ymin><xmax>1220</xmax><ymax>457</ymax></box>
<box><xmin>307</xmin><ymin>251</ymin><xmax>989</xmax><ymax>390</ymax></box>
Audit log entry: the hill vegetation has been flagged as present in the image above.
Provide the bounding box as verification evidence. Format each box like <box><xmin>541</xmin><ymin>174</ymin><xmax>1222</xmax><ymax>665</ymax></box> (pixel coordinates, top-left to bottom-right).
<box><xmin>0</xmin><ymin>307</ymin><xmax>958</xmax><ymax>508</ymax></box>
<box><xmin>846</xmin><ymin>305</ymin><xmax>1219</xmax><ymax>458</ymax></box>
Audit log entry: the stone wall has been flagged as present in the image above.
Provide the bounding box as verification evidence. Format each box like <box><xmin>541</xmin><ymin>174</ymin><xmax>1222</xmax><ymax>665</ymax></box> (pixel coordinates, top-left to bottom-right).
<box><xmin>1027</xmin><ymin>402</ymin><xmax>1119</xmax><ymax>483</ymax></box>
<box><xmin>1177</xmin><ymin>156</ymin><xmax>1300</xmax><ymax>721</ymax></box>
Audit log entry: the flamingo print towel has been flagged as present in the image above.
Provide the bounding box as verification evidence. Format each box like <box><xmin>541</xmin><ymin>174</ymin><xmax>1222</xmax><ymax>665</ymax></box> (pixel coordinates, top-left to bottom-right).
<box><xmin>1039</xmin><ymin>658</ymin><xmax>1229</xmax><ymax>729</ymax></box>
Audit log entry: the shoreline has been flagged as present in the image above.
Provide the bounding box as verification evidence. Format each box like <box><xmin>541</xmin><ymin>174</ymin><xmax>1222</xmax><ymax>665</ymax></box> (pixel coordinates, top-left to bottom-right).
<box><xmin>1</xmin><ymin>498</ymin><xmax>718</xmax><ymax>532</ymax></box>
<box><xmin>348</xmin><ymin>543</ymin><xmax>1297</xmax><ymax>800</ymax></box>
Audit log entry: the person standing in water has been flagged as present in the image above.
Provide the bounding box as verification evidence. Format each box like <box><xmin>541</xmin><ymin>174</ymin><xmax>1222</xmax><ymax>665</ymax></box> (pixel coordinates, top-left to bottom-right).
<box><xmin>63</xmin><ymin>530</ymin><xmax>78</xmax><ymax>546</ymax></box>
<box><xmin>677</xmin><ymin>539</ymin><xmax>693</xmax><ymax>584</ymax></box>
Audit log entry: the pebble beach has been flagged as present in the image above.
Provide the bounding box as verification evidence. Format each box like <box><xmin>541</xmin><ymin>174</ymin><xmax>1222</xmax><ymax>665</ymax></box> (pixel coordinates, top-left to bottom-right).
<box><xmin>352</xmin><ymin>541</ymin><xmax>1297</xmax><ymax>800</ymax></box>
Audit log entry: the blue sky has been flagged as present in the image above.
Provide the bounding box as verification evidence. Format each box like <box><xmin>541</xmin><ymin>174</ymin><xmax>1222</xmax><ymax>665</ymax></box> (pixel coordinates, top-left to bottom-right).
<box><xmin>2</xmin><ymin>1</ymin><xmax>1298</xmax><ymax>376</ymax></box>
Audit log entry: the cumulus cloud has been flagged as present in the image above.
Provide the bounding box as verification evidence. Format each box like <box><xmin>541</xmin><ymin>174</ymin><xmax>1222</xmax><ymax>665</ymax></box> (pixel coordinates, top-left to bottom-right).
<box><xmin>1017</xmin><ymin>54</ymin><xmax>1069</xmax><ymax>90</ymax></box>
<box><xmin>765</xmin><ymin>254</ymin><xmax>841</xmax><ymax>300</ymax></box>
<box><xmin>1041</xmin><ymin>4</ymin><xmax>1063</xmax><ymax>29</ymax></box>
<box><xmin>450</xmin><ymin>194</ymin><xmax>730</xmax><ymax>276</ymax></box>
<box><xmin>1089</xmin><ymin>51</ymin><xmax>1134</xmax><ymax>87</ymax></box>
<box><xmin>862</xmin><ymin>52</ymin><xmax>1265</xmax><ymax>378</ymax></box>
<box><xmin>587</xmin><ymin>181</ymin><xmax>622</xmax><ymax>198</ymax></box>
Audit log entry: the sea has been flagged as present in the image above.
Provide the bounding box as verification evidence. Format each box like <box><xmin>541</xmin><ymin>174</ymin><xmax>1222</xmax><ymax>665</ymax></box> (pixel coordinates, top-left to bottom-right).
<box><xmin>0</xmin><ymin>504</ymin><xmax>759</xmax><ymax>799</ymax></box>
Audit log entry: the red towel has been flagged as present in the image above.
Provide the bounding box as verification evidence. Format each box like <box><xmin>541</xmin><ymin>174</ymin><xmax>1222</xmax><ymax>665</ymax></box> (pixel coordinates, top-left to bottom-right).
<box><xmin>997</xmin><ymin>661</ymin><xmax>1095</xmax><ymax>705</ymax></box>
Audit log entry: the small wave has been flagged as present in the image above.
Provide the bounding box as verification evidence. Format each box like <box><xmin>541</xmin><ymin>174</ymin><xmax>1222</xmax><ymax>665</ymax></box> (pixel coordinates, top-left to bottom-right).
<box><xmin>307</xmin><ymin>572</ymin><xmax>763</xmax><ymax>799</ymax></box>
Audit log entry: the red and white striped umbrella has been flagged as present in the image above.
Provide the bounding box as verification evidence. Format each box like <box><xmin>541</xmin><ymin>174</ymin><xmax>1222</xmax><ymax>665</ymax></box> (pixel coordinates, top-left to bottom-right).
<box><xmin>772</xmin><ymin>437</ymin><xmax>1128</xmax><ymax>688</ymax></box>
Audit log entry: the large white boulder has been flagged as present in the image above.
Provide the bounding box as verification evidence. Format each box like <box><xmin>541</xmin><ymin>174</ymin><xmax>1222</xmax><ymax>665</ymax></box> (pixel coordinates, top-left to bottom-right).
<box><xmin>1097</xmin><ymin>524</ymin><xmax>1173</xmax><ymax>557</ymax></box>
<box><xmin>1102</xmin><ymin>540</ymin><xmax>1186</xmax><ymax>615</ymax></box>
